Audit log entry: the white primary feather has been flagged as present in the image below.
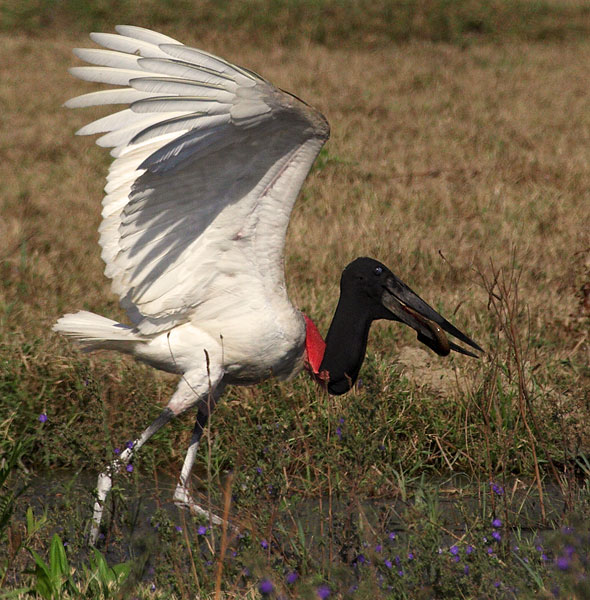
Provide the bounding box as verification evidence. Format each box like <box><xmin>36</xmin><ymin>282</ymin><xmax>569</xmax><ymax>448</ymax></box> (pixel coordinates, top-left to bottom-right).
<box><xmin>64</xmin><ymin>25</ymin><xmax>329</xmax><ymax>339</ymax></box>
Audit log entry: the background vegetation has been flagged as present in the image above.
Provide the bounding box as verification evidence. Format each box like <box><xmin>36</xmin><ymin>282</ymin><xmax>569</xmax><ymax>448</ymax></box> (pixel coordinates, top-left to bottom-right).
<box><xmin>1</xmin><ymin>0</ymin><xmax>589</xmax><ymax>597</ymax></box>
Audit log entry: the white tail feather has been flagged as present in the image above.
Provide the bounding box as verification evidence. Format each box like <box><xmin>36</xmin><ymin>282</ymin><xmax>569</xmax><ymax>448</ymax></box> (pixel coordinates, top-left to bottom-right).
<box><xmin>53</xmin><ymin>310</ymin><xmax>144</xmax><ymax>352</ymax></box>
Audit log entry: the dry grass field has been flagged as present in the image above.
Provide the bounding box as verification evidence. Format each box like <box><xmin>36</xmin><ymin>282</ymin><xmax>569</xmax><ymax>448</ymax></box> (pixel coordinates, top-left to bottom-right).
<box><xmin>1</xmin><ymin>13</ymin><xmax>590</xmax><ymax>598</ymax></box>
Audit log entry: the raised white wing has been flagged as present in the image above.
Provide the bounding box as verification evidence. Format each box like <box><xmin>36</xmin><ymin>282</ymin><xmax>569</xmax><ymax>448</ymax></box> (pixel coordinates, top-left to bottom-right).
<box><xmin>68</xmin><ymin>25</ymin><xmax>329</xmax><ymax>334</ymax></box>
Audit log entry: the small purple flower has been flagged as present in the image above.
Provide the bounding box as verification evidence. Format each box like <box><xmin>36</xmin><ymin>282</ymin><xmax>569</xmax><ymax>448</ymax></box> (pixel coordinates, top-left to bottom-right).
<box><xmin>259</xmin><ymin>579</ymin><xmax>274</xmax><ymax>595</ymax></box>
<box><xmin>336</xmin><ymin>426</ymin><xmax>342</xmax><ymax>440</ymax></box>
<box><xmin>491</xmin><ymin>483</ymin><xmax>504</xmax><ymax>496</ymax></box>
<box><xmin>556</xmin><ymin>556</ymin><xmax>570</xmax><ymax>571</ymax></box>
<box><xmin>150</xmin><ymin>583</ymin><xmax>156</xmax><ymax>592</ymax></box>
<box><xmin>355</xmin><ymin>554</ymin><xmax>366</xmax><ymax>565</ymax></box>
<box><xmin>565</xmin><ymin>545</ymin><xmax>575</xmax><ymax>558</ymax></box>
<box><xmin>316</xmin><ymin>584</ymin><xmax>330</xmax><ymax>599</ymax></box>
<box><xmin>197</xmin><ymin>525</ymin><xmax>207</xmax><ymax>535</ymax></box>
<box><xmin>466</xmin><ymin>545</ymin><xmax>474</xmax><ymax>555</ymax></box>
<box><xmin>261</xmin><ymin>539</ymin><xmax>269</xmax><ymax>549</ymax></box>
<box><xmin>453</xmin><ymin>555</ymin><xmax>460</xmax><ymax>563</ymax></box>
<box><xmin>38</xmin><ymin>413</ymin><xmax>48</xmax><ymax>423</ymax></box>
<box><xmin>487</xmin><ymin>547</ymin><xmax>494</xmax><ymax>555</ymax></box>
<box><xmin>463</xmin><ymin>564</ymin><xmax>469</xmax><ymax>575</ymax></box>
<box><xmin>450</xmin><ymin>545</ymin><xmax>459</xmax><ymax>556</ymax></box>
<box><xmin>375</xmin><ymin>544</ymin><xmax>382</xmax><ymax>553</ymax></box>
<box><xmin>126</xmin><ymin>464</ymin><xmax>133</xmax><ymax>472</ymax></box>
<box><xmin>492</xmin><ymin>531</ymin><xmax>501</xmax><ymax>542</ymax></box>
<box><xmin>286</xmin><ymin>571</ymin><xmax>298</xmax><ymax>584</ymax></box>
<box><xmin>492</xmin><ymin>518</ymin><xmax>502</xmax><ymax>528</ymax></box>
<box><xmin>388</xmin><ymin>531</ymin><xmax>396</xmax><ymax>540</ymax></box>
<box><xmin>175</xmin><ymin>525</ymin><xmax>182</xmax><ymax>532</ymax></box>
<box><xmin>113</xmin><ymin>447</ymin><xmax>120</xmax><ymax>455</ymax></box>
<box><xmin>541</xmin><ymin>553</ymin><xmax>548</xmax><ymax>562</ymax></box>
<box><xmin>256</xmin><ymin>466</ymin><xmax>263</xmax><ymax>475</ymax></box>
<box><xmin>126</xmin><ymin>440</ymin><xmax>134</xmax><ymax>449</ymax></box>
<box><xmin>394</xmin><ymin>555</ymin><xmax>401</xmax><ymax>565</ymax></box>
<box><xmin>408</xmin><ymin>552</ymin><xmax>414</xmax><ymax>560</ymax></box>
<box><xmin>384</xmin><ymin>559</ymin><xmax>393</xmax><ymax>569</ymax></box>
<box><xmin>494</xmin><ymin>581</ymin><xmax>501</xmax><ymax>588</ymax></box>
<box><xmin>397</xmin><ymin>570</ymin><xmax>404</xmax><ymax>577</ymax></box>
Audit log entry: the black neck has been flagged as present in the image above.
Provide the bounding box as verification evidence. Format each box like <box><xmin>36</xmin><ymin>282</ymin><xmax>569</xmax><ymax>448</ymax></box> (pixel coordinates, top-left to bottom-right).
<box><xmin>319</xmin><ymin>294</ymin><xmax>374</xmax><ymax>395</ymax></box>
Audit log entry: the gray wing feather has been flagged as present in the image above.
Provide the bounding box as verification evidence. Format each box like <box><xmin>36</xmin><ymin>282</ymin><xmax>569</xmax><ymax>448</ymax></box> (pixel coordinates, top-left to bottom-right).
<box><xmin>68</xmin><ymin>26</ymin><xmax>329</xmax><ymax>334</ymax></box>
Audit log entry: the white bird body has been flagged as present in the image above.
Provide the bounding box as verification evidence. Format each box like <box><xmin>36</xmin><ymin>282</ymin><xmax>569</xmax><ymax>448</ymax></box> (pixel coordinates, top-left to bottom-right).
<box><xmin>55</xmin><ymin>26</ymin><xmax>328</xmax><ymax>385</ymax></box>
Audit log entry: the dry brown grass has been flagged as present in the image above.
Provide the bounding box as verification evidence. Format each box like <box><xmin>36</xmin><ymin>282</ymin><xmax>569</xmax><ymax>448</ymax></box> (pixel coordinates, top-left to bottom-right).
<box><xmin>1</xmin><ymin>31</ymin><xmax>589</xmax><ymax>461</ymax></box>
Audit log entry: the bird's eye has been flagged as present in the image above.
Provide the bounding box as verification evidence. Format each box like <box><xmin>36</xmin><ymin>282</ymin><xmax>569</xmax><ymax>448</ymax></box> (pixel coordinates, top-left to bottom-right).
<box><xmin>374</xmin><ymin>266</ymin><xmax>383</xmax><ymax>276</ymax></box>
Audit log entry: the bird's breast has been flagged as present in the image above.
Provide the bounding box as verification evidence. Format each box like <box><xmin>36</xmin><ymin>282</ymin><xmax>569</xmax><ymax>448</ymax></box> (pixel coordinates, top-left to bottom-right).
<box><xmin>197</xmin><ymin>299</ymin><xmax>307</xmax><ymax>385</ymax></box>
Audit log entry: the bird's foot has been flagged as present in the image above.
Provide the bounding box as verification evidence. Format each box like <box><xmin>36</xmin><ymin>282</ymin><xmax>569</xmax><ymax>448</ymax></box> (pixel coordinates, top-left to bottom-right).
<box><xmin>173</xmin><ymin>484</ymin><xmax>232</xmax><ymax>528</ymax></box>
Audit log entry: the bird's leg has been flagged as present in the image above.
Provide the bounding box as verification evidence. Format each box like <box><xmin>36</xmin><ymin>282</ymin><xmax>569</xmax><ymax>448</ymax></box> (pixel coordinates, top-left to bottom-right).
<box><xmin>172</xmin><ymin>410</ymin><xmax>222</xmax><ymax>523</ymax></box>
<box><xmin>90</xmin><ymin>408</ymin><xmax>176</xmax><ymax>545</ymax></box>
<box><xmin>173</xmin><ymin>386</ymin><xmax>226</xmax><ymax>525</ymax></box>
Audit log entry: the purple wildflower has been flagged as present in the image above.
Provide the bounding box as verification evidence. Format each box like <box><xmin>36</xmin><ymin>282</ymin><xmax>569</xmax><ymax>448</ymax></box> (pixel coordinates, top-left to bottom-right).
<box><xmin>388</xmin><ymin>531</ymin><xmax>396</xmax><ymax>541</ymax></box>
<box><xmin>356</xmin><ymin>554</ymin><xmax>366</xmax><ymax>565</ymax></box>
<box><xmin>491</xmin><ymin>483</ymin><xmax>504</xmax><ymax>496</ymax></box>
<box><xmin>336</xmin><ymin>426</ymin><xmax>342</xmax><ymax>440</ymax></box>
<box><xmin>492</xmin><ymin>518</ymin><xmax>502</xmax><ymax>528</ymax></box>
<box><xmin>113</xmin><ymin>447</ymin><xmax>120</xmax><ymax>455</ymax></box>
<box><xmin>261</xmin><ymin>539</ymin><xmax>269</xmax><ymax>549</ymax></box>
<box><xmin>175</xmin><ymin>525</ymin><xmax>182</xmax><ymax>532</ymax></box>
<box><xmin>453</xmin><ymin>555</ymin><xmax>460</xmax><ymax>563</ymax></box>
<box><xmin>316</xmin><ymin>584</ymin><xmax>330</xmax><ymax>599</ymax></box>
<box><xmin>126</xmin><ymin>464</ymin><xmax>133</xmax><ymax>472</ymax></box>
<box><xmin>375</xmin><ymin>544</ymin><xmax>382</xmax><ymax>553</ymax></box>
<box><xmin>384</xmin><ymin>559</ymin><xmax>393</xmax><ymax>569</ymax></box>
<box><xmin>256</xmin><ymin>466</ymin><xmax>263</xmax><ymax>474</ymax></box>
<box><xmin>126</xmin><ymin>440</ymin><xmax>134</xmax><ymax>449</ymax></box>
<box><xmin>556</xmin><ymin>556</ymin><xmax>570</xmax><ymax>571</ymax></box>
<box><xmin>450</xmin><ymin>545</ymin><xmax>459</xmax><ymax>556</ymax></box>
<box><xmin>38</xmin><ymin>413</ymin><xmax>48</xmax><ymax>423</ymax></box>
<box><xmin>492</xmin><ymin>531</ymin><xmax>501</xmax><ymax>542</ymax></box>
<box><xmin>197</xmin><ymin>525</ymin><xmax>207</xmax><ymax>535</ymax></box>
<box><xmin>259</xmin><ymin>579</ymin><xmax>274</xmax><ymax>595</ymax></box>
<box><xmin>494</xmin><ymin>581</ymin><xmax>501</xmax><ymax>588</ymax></box>
<box><xmin>487</xmin><ymin>547</ymin><xmax>494</xmax><ymax>555</ymax></box>
<box><xmin>397</xmin><ymin>570</ymin><xmax>404</xmax><ymax>577</ymax></box>
<box><xmin>466</xmin><ymin>545</ymin><xmax>474</xmax><ymax>555</ymax></box>
<box><xmin>541</xmin><ymin>553</ymin><xmax>548</xmax><ymax>562</ymax></box>
<box><xmin>463</xmin><ymin>564</ymin><xmax>469</xmax><ymax>575</ymax></box>
<box><xmin>286</xmin><ymin>571</ymin><xmax>298</xmax><ymax>584</ymax></box>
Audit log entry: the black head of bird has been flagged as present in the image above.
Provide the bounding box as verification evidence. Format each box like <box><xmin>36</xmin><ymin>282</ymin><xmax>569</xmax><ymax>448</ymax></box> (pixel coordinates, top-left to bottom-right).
<box><xmin>317</xmin><ymin>257</ymin><xmax>483</xmax><ymax>395</ymax></box>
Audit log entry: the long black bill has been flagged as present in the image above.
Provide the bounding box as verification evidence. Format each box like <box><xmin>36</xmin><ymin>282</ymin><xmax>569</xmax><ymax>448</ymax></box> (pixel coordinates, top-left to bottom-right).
<box><xmin>381</xmin><ymin>275</ymin><xmax>483</xmax><ymax>358</ymax></box>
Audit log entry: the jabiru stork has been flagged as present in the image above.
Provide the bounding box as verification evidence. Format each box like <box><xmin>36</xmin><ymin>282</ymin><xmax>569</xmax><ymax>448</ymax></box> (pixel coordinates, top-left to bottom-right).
<box><xmin>53</xmin><ymin>26</ymin><xmax>482</xmax><ymax>544</ymax></box>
